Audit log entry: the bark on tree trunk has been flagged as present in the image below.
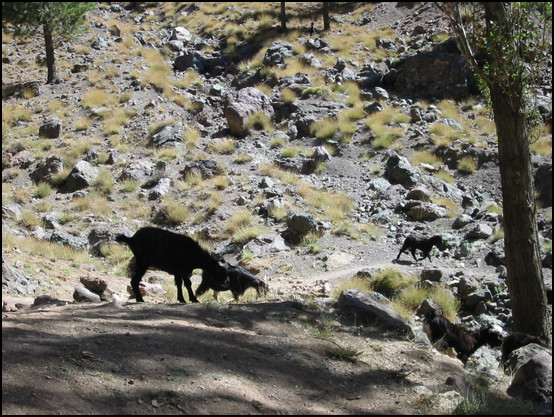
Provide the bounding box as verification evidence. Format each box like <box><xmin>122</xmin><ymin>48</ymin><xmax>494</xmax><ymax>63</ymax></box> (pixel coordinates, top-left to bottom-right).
<box><xmin>43</xmin><ymin>24</ymin><xmax>57</xmax><ymax>84</ymax></box>
<box><xmin>322</xmin><ymin>2</ymin><xmax>330</xmax><ymax>31</ymax></box>
<box><xmin>280</xmin><ymin>2</ymin><xmax>286</xmax><ymax>32</ymax></box>
<box><xmin>490</xmin><ymin>86</ymin><xmax>549</xmax><ymax>342</ymax></box>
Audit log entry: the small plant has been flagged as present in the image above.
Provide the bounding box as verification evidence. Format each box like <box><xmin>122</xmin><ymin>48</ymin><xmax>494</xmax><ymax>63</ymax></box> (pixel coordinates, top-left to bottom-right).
<box><xmin>33</xmin><ymin>182</ymin><xmax>53</xmax><ymax>199</ymax></box>
<box><xmin>457</xmin><ymin>156</ymin><xmax>478</xmax><ymax>173</ymax></box>
<box><xmin>74</xmin><ymin>117</ymin><xmax>92</xmax><ymax>131</ymax></box>
<box><xmin>154</xmin><ymin>147</ymin><xmax>179</xmax><ymax>162</ymax></box>
<box><xmin>410</xmin><ymin>151</ymin><xmax>443</xmax><ymax>168</ymax></box>
<box><xmin>20</xmin><ymin>210</ymin><xmax>44</xmax><ymax>228</ymax></box>
<box><xmin>160</xmin><ymin>200</ymin><xmax>190</xmax><ymax>225</ymax></box>
<box><xmin>369</xmin><ymin>268</ymin><xmax>416</xmax><ymax>298</ymax></box>
<box><xmin>301</xmin><ymin>86</ymin><xmax>332</xmax><ymax>99</ymax></box>
<box><xmin>183</xmin><ymin>127</ymin><xmax>201</xmax><ymax>149</ymax></box>
<box><xmin>280</xmin><ymin>146</ymin><xmax>302</xmax><ymax>158</ymax></box>
<box><xmin>224</xmin><ymin>210</ymin><xmax>253</xmax><ymax>235</ymax></box>
<box><xmin>246</xmin><ymin>111</ymin><xmax>274</xmax><ymax>132</ymax></box>
<box><xmin>121</xmin><ymin>179</ymin><xmax>139</xmax><ymax>193</ymax></box>
<box><xmin>435</xmin><ymin>169</ymin><xmax>455</xmax><ymax>184</ymax></box>
<box><xmin>82</xmin><ymin>88</ymin><xmax>113</xmax><ymax>108</ymax></box>
<box><xmin>280</xmin><ymin>88</ymin><xmax>297</xmax><ymax>104</ymax></box>
<box><xmin>211</xmin><ymin>175</ymin><xmax>229</xmax><ymax>190</ymax></box>
<box><xmin>233</xmin><ymin>153</ymin><xmax>252</xmax><ymax>164</ymax></box>
<box><xmin>324</xmin><ymin>344</ymin><xmax>361</xmax><ymax>363</ymax></box>
<box><xmin>206</xmin><ymin>139</ymin><xmax>237</xmax><ymax>155</ymax></box>
<box><xmin>310</xmin><ymin>118</ymin><xmax>337</xmax><ymax>140</ymax></box>
<box><xmin>94</xmin><ymin>170</ymin><xmax>114</xmax><ymax>195</ymax></box>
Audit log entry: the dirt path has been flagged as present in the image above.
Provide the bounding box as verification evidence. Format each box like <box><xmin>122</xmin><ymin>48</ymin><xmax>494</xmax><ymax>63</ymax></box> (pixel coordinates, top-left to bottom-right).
<box><xmin>3</xmin><ymin>291</ymin><xmax>526</xmax><ymax>415</ymax></box>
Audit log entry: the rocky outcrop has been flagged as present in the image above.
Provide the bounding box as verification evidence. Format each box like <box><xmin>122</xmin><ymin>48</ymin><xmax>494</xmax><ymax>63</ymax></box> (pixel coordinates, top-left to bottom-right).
<box><xmin>224</xmin><ymin>87</ymin><xmax>274</xmax><ymax>136</ymax></box>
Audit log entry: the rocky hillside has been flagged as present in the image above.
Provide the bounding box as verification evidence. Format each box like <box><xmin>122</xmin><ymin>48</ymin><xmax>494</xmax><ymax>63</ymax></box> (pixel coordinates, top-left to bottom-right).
<box><xmin>2</xmin><ymin>2</ymin><xmax>552</xmax><ymax>414</ymax></box>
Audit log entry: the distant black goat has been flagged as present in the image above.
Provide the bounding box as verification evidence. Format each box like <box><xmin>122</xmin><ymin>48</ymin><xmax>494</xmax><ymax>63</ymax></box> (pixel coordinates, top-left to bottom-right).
<box><xmin>309</xmin><ymin>22</ymin><xmax>315</xmax><ymax>37</ymax></box>
<box><xmin>424</xmin><ymin>311</ymin><xmax>503</xmax><ymax>363</ymax></box>
<box><xmin>397</xmin><ymin>234</ymin><xmax>443</xmax><ymax>261</ymax></box>
<box><xmin>501</xmin><ymin>332</ymin><xmax>549</xmax><ymax>365</ymax></box>
<box><xmin>197</xmin><ymin>263</ymin><xmax>269</xmax><ymax>302</ymax></box>
<box><xmin>116</xmin><ymin>227</ymin><xmax>229</xmax><ymax>303</ymax></box>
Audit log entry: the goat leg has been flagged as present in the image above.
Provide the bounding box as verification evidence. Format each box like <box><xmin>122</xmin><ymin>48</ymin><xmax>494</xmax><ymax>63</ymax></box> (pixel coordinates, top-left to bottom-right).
<box><xmin>183</xmin><ymin>273</ymin><xmax>199</xmax><ymax>303</ymax></box>
<box><xmin>174</xmin><ymin>275</ymin><xmax>186</xmax><ymax>303</ymax></box>
<box><xmin>132</xmin><ymin>280</ymin><xmax>144</xmax><ymax>302</ymax></box>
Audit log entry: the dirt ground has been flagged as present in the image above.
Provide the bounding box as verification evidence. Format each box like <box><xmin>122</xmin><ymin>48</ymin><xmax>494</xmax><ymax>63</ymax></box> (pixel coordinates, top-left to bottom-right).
<box><xmin>1</xmin><ymin>229</ymin><xmax>541</xmax><ymax>415</ymax></box>
<box><xmin>1</xmin><ymin>281</ymin><xmax>535</xmax><ymax>415</ymax></box>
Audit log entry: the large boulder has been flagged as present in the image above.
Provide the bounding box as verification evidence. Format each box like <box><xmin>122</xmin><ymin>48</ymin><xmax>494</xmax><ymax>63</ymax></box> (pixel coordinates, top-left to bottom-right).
<box><xmin>392</xmin><ymin>51</ymin><xmax>475</xmax><ymax>99</ymax></box>
<box><xmin>30</xmin><ymin>155</ymin><xmax>64</xmax><ymax>184</ymax></box>
<box><xmin>263</xmin><ymin>41</ymin><xmax>294</xmax><ymax>66</ymax></box>
<box><xmin>384</xmin><ymin>153</ymin><xmax>421</xmax><ymax>188</ymax></box>
<box><xmin>224</xmin><ymin>87</ymin><xmax>274</xmax><ymax>136</ymax></box>
<box><xmin>39</xmin><ymin>117</ymin><xmax>62</xmax><ymax>138</ymax></box>
<box><xmin>336</xmin><ymin>289</ymin><xmax>413</xmax><ymax>335</ymax></box>
<box><xmin>63</xmin><ymin>160</ymin><xmax>99</xmax><ymax>192</ymax></box>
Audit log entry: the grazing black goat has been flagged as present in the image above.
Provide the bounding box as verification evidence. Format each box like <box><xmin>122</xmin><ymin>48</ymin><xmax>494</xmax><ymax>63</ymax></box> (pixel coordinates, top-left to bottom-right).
<box><xmin>424</xmin><ymin>311</ymin><xmax>503</xmax><ymax>363</ymax></box>
<box><xmin>397</xmin><ymin>234</ymin><xmax>443</xmax><ymax>261</ymax></box>
<box><xmin>501</xmin><ymin>332</ymin><xmax>549</xmax><ymax>365</ymax></box>
<box><xmin>116</xmin><ymin>227</ymin><xmax>229</xmax><ymax>303</ymax></box>
<box><xmin>197</xmin><ymin>263</ymin><xmax>269</xmax><ymax>302</ymax></box>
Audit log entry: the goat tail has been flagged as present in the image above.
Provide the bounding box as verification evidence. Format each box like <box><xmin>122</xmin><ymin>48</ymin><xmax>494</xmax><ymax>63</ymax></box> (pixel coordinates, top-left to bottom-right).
<box><xmin>125</xmin><ymin>256</ymin><xmax>137</xmax><ymax>278</ymax></box>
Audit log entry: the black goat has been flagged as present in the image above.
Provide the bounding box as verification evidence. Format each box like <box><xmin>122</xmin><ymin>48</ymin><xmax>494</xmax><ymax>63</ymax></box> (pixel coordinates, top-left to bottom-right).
<box><xmin>501</xmin><ymin>332</ymin><xmax>549</xmax><ymax>365</ymax></box>
<box><xmin>309</xmin><ymin>22</ymin><xmax>315</xmax><ymax>37</ymax></box>
<box><xmin>197</xmin><ymin>263</ymin><xmax>269</xmax><ymax>302</ymax></box>
<box><xmin>424</xmin><ymin>311</ymin><xmax>502</xmax><ymax>363</ymax></box>
<box><xmin>397</xmin><ymin>234</ymin><xmax>443</xmax><ymax>261</ymax></box>
<box><xmin>116</xmin><ymin>227</ymin><xmax>229</xmax><ymax>303</ymax></box>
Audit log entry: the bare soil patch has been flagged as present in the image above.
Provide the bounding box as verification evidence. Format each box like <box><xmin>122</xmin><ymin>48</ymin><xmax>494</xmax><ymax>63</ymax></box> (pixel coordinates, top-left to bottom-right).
<box><xmin>2</xmin><ymin>292</ymin><xmax>528</xmax><ymax>415</ymax></box>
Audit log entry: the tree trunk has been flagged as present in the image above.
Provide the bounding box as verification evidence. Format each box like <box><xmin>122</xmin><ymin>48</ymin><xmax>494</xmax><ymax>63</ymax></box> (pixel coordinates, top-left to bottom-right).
<box><xmin>280</xmin><ymin>2</ymin><xmax>286</xmax><ymax>32</ymax></box>
<box><xmin>43</xmin><ymin>24</ymin><xmax>57</xmax><ymax>84</ymax></box>
<box><xmin>322</xmin><ymin>2</ymin><xmax>330</xmax><ymax>31</ymax></box>
<box><xmin>490</xmin><ymin>86</ymin><xmax>549</xmax><ymax>342</ymax></box>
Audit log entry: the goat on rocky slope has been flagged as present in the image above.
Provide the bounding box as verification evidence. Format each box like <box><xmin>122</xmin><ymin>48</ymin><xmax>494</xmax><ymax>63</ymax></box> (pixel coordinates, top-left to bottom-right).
<box><xmin>116</xmin><ymin>227</ymin><xmax>229</xmax><ymax>303</ymax></box>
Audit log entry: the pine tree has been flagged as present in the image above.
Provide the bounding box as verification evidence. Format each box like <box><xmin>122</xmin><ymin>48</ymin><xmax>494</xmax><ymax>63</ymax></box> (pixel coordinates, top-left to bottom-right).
<box><xmin>2</xmin><ymin>2</ymin><xmax>96</xmax><ymax>84</ymax></box>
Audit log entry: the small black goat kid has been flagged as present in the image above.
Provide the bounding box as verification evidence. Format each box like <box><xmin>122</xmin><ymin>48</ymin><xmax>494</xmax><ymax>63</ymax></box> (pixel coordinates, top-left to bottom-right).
<box><xmin>397</xmin><ymin>234</ymin><xmax>443</xmax><ymax>261</ymax></box>
<box><xmin>197</xmin><ymin>263</ymin><xmax>269</xmax><ymax>302</ymax></box>
<box><xmin>424</xmin><ymin>311</ymin><xmax>503</xmax><ymax>363</ymax></box>
<box><xmin>116</xmin><ymin>227</ymin><xmax>229</xmax><ymax>303</ymax></box>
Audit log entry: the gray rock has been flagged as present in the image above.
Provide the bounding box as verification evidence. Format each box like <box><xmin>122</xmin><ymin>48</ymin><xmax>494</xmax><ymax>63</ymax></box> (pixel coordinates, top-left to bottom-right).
<box><xmin>2</xmin><ymin>255</ymin><xmax>38</xmax><ymax>296</ymax></box>
<box><xmin>173</xmin><ymin>50</ymin><xmax>194</xmax><ymax>71</ymax></box>
<box><xmin>407</xmin><ymin>202</ymin><xmax>447</xmax><ymax>221</ymax></box>
<box><xmin>63</xmin><ymin>160</ymin><xmax>99</xmax><ymax>192</ymax></box>
<box><xmin>118</xmin><ymin>160</ymin><xmax>156</xmax><ymax>183</ymax></box>
<box><xmin>507</xmin><ymin>350</ymin><xmax>552</xmax><ymax>404</ymax></box>
<box><xmin>336</xmin><ymin>289</ymin><xmax>412</xmax><ymax>334</ymax></box>
<box><xmin>181</xmin><ymin>160</ymin><xmax>220</xmax><ymax>179</ymax></box>
<box><xmin>465</xmin><ymin>223</ymin><xmax>494</xmax><ymax>240</ymax></box>
<box><xmin>384</xmin><ymin>153</ymin><xmax>421</xmax><ymax>188</ymax></box>
<box><xmin>30</xmin><ymin>155</ymin><xmax>64</xmax><ymax>184</ymax></box>
<box><xmin>263</xmin><ymin>41</ymin><xmax>294</xmax><ymax>66</ymax></box>
<box><xmin>224</xmin><ymin>87</ymin><xmax>274</xmax><ymax>136</ymax></box>
<box><xmin>49</xmin><ymin>231</ymin><xmax>88</xmax><ymax>251</ymax></box>
<box><xmin>286</xmin><ymin>212</ymin><xmax>317</xmax><ymax>236</ymax></box>
<box><xmin>148</xmin><ymin>177</ymin><xmax>172</xmax><ymax>200</ymax></box>
<box><xmin>421</xmin><ymin>268</ymin><xmax>443</xmax><ymax>283</ymax></box>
